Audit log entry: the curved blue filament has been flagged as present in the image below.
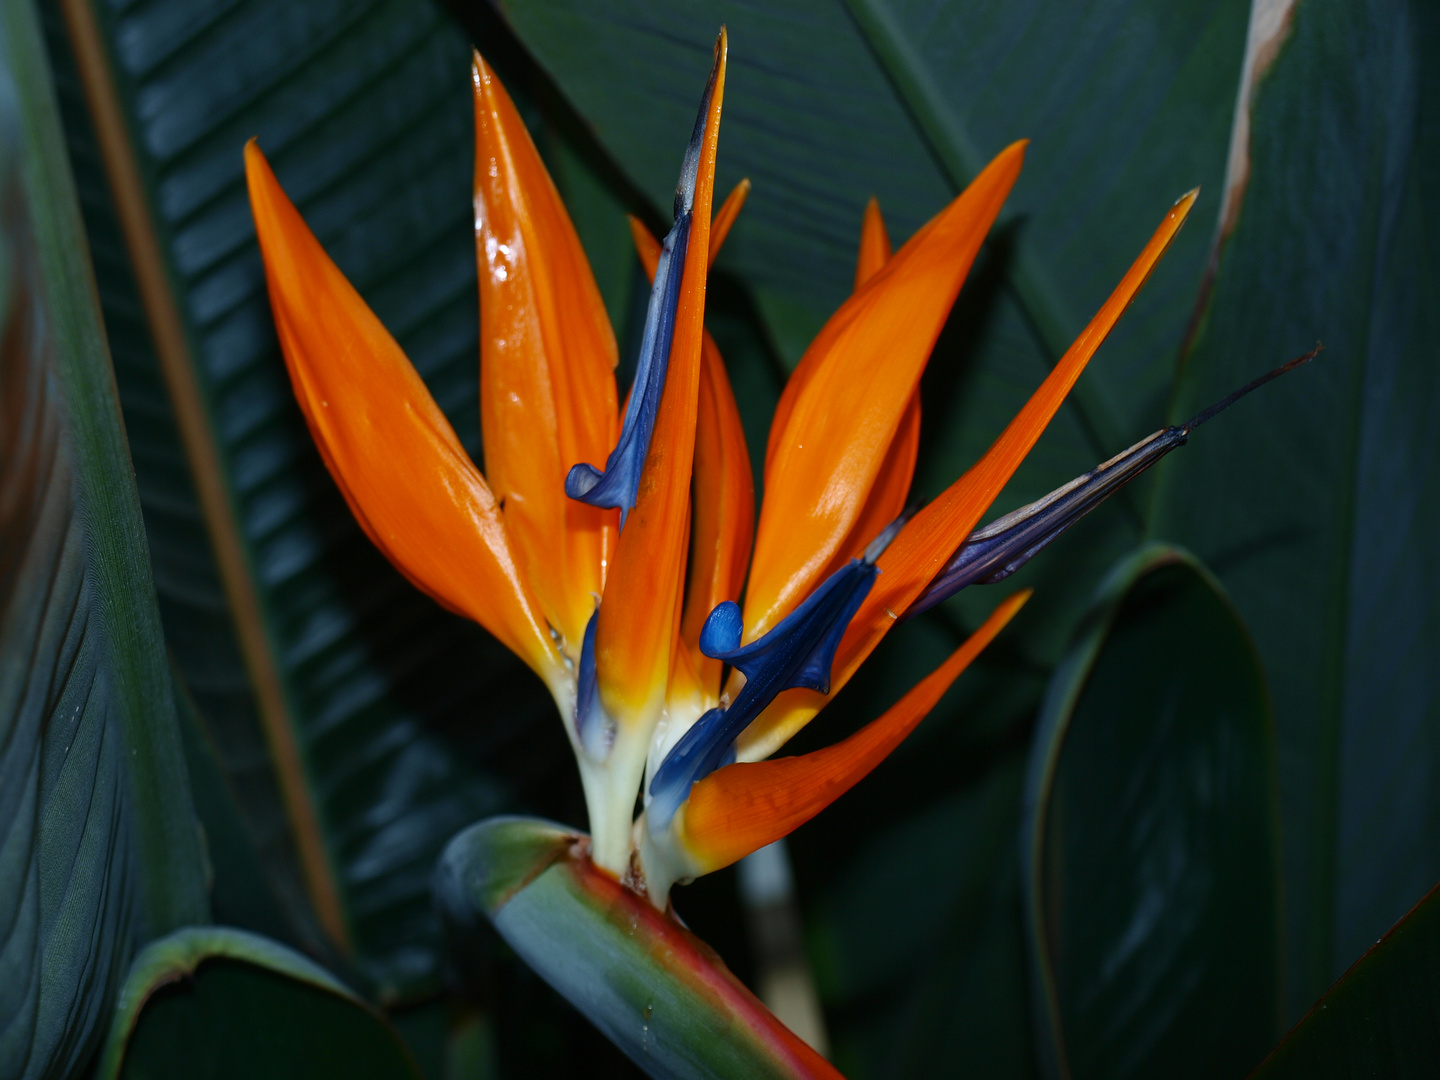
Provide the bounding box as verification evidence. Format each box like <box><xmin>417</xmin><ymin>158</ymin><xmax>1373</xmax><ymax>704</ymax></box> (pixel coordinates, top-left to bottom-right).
<box><xmin>648</xmin><ymin>550</ymin><xmax>888</xmax><ymax>829</ymax></box>
<box><xmin>565</xmin><ymin>216</ymin><xmax>690</xmax><ymax>527</ymax></box>
<box><xmin>565</xmin><ymin>47</ymin><xmax>721</xmax><ymax>528</ymax></box>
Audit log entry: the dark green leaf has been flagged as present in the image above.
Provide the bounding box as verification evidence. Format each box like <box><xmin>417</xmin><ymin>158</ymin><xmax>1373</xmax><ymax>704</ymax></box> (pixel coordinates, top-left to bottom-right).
<box><xmin>1251</xmin><ymin>880</ymin><xmax>1440</xmax><ymax>1080</ymax></box>
<box><xmin>1148</xmin><ymin>0</ymin><xmax>1440</xmax><ymax>1015</ymax></box>
<box><xmin>1023</xmin><ymin>544</ymin><xmax>1282</xmax><ymax>1079</ymax></box>
<box><xmin>95</xmin><ymin>926</ymin><xmax>421</xmax><ymax>1080</ymax></box>
<box><xmin>802</xmin><ymin>749</ymin><xmax>1037</xmax><ymax>1080</ymax></box>
<box><xmin>171</xmin><ymin>667</ymin><xmax>294</xmax><ymax>943</ymax></box>
<box><xmin>39</xmin><ymin>0</ymin><xmax>610</xmax><ymax>996</ymax></box>
<box><xmin>0</xmin><ymin>0</ymin><xmax>207</xmax><ymax>1074</ymax></box>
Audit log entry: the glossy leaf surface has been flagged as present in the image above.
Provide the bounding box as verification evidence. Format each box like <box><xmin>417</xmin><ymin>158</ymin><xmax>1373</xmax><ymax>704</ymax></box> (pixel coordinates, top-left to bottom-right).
<box><xmin>1023</xmin><ymin>546</ymin><xmax>1281</xmax><ymax>1079</ymax></box>
<box><xmin>1251</xmin><ymin>880</ymin><xmax>1440</xmax><ymax>1080</ymax></box>
<box><xmin>437</xmin><ymin>817</ymin><xmax>840</xmax><ymax>1080</ymax></box>
<box><xmin>96</xmin><ymin>926</ymin><xmax>420</xmax><ymax>1080</ymax></box>
<box><xmin>1150</xmin><ymin>0</ymin><xmax>1440</xmax><ymax>1014</ymax></box>
<box><xmin>0</xmin><ymin>3</ymin><xmax>207</xmax><ymax>1075</ymax></box>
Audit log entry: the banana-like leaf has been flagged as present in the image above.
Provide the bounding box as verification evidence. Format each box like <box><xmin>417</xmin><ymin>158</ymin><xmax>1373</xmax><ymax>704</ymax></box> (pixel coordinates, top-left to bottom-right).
<box><xmin>0</xmin><ymin>1</ymin><xmax>207</xmax><ymax>1076</ymax></box>
<box><xmin>437</xmin><ymin>817</ymin><xmax>841</xmax><ymax>1080</ymax></box>
<box><xmin>37</xmin><ymin>0</ymin><xmax>606</xmax><ymax>996</ymax></box>
<box><xmin>95</xmin><ymin>926</ymin><xmax>420</xmax><ymax>1080</ymax></box>
<box><xmin>1251</xmin><ymin>879</ymin><xmax>1440</xmax><ymax>1079</ymax></box>
<box><xmin>1150</xmin><ymin>0</ymin><xmax>1440</xmax><ymax>1016</ymax></box>
<box><xmin>1023</xmin><ymin>545</ymin><xmax>1282</xmax><ymax>1079</ymax></box>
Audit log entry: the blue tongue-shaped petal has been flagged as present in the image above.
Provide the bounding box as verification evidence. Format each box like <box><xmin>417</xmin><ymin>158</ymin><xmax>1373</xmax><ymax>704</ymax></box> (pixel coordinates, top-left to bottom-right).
<box><xmin>647</xmin><ymin>520</ymin><xmax>907</xmax><ymax>829</ymax></box>
<box><xmin>564</xmin><ymin>52</ymin><xmax>719</xmax><ymax>527</ymax></box>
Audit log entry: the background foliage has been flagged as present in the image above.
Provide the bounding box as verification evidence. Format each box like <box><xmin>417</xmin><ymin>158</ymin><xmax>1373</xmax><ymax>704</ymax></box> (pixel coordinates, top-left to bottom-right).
<box><xmin>1</xmin><ymin>0</ymin><xmax>1437</xmax><ymax>1076</ymax></box>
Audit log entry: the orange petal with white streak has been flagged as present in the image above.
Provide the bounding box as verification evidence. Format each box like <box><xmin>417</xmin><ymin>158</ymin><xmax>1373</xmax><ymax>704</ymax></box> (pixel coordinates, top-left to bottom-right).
<box><xmin>681</xmin><ymin>591</ymin><xmax>1029</xmax><ymax>872</ymax></box>
<box><xmin>736</xmin><ymin>189</ymin><xmax>1199</xmax><ymax>762</ymax></box>
<box><xmin>473</xmin><ymin>52</ymin><xmax>618</xmax><ymax>653</ymax></box>
<box><xmin>245</xmin><ymin>141</ymin><xmax>560</xmax><ymax>682</ymax></box>
<box><xmin>595</xmin><ymin>32</ymin><xmax>726</xmax><ymax>722</ymax></box>
<box><xmin>746</xmin><ymin>142</ymin><xmax>1026</xmax><ymax>641</ymax></box>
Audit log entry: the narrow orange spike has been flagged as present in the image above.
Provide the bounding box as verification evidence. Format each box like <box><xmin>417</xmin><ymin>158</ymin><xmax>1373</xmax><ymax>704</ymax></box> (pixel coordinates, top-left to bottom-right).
<box><xmin>244</xmin><ymin>141</ymin><xmax>561</xmax><ymax>682</ymax></box>
<box><xmin>595</xmin><ymin>32</ymin><xmax>726</xmax><ymax>721</ymax></box>
<box><xmin>736</xmin><ymin>189</ymin><xmax>1199</xmax><ymax>762</ymax></box>
<box><xmin>473</xmin><ymin>53</ymin><xmax>618</xmax><ymax>654</ymax></box>
<box><xmin>682</xmin><ymin>334</ymin><xmax>756</xmax><ymax>698</ymax></box>
<box><xmin>681</xmin><ymin>591</ymin><xmax>1030</xmax><ymax>872</ymax></box>
<box><xmin>745</xmin><ymin>142</ymin><xmax>1026</xmax><ymax>642</ymax></box>
<box><xmin>762</xmin><ymin>195</ymin><xmax>892</xmax><ymax>483</ymax></box>
<box><xmin>628</xmin><ymin>213</ymin><xmax>756</xmax><ymax>701</ymax></box>
<box><xmin>853</xmin><ymin>196</ymin><xmax>892</xmax><ymax>290</ymax></box>
<box><xmin>629</xmin><ymin>176</ymin><xmax>748</xmax><ymax>280</ymax></box>
<box><xmin>709</xmin><ymin>178</ymin><xmax>751</xmax><ymax>268</ymax></box>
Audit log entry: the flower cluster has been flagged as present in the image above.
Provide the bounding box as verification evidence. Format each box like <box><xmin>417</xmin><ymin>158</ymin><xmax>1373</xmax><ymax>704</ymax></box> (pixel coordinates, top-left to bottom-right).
<box><xmin>244</xmin><ymin>31</ymin><xmax>1196</xmax><ymax>906</ymax></box>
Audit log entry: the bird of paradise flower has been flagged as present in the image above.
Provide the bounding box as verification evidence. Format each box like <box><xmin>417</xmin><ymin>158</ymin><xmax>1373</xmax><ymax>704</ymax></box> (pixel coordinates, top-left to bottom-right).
<box><xmin>243</xmin><ymin>29</ymin><xmax>1308</xmax><ymax>1072</ymax></box>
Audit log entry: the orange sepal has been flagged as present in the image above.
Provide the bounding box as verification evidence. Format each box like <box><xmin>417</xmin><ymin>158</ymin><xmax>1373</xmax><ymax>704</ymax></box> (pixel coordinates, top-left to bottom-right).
<box><xmin>595</xmin><ymin>33</ymin><xmax>727</xmax><ymax>720</ymax></box>
<box><xmin>682</xmin><ymin>590</ymin><xmax>1029</xmax><ymax>872</ymax></box>
<box><xmin>628</xmin><ymin>213</ymin><xmax>756</xmax><ymax>701</ymax></box>
<box><xmin>746</xmin><ymin>143</ymin><xmax>1026</xmax><ymax>642</ymax></box>
<box><xmin>853</xmin><ymin>195</ymin><xmax>892</xmax><ymax>290</ymax></box>
<box><xmin>473</xmin><ymin>52</ymin><xmax>618</xmax><ymax>653</ymax></box>
<box><xmin>709</xmin><ymin>178</ymin><xmax>750</xmax><ymax>269</ymax></box>
<box><xmin>245</xmin><ymin>141</ymin><xmax>560</xmax><ymax>681</ymax></box>
<box><xmin>737</xmin><ymin>189</ymin><xmax>1198</xmax><ymax>761</ymax></box>
<box><xmin>682</xmin><ymin>333</ymin><xmax>756</xmax><ymax>697</ymax></box>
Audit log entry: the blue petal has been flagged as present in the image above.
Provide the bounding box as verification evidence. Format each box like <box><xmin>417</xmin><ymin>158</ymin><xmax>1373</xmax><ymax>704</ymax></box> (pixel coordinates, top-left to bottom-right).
<box><xmin>905</xmin><ymin>349</ymin><xmax>1320</xmax><ymax>619</ymax></box>
<box><xmin>565</xmin><ymin>215</ymin><xmax>690</xmax><ymax>527</ymax></box>
<box><xmin>648</xmin><ymin>554</ymin><xmax>882</xmax><ymax>828</ymax></box>
<box><xmin>574</xmin><ymin>610</ymin><xmax>615</xmax><ymax>760</ymax></box>
<box><xmin>565</xmin><ymin>53</ymin><xmax>721</xmax><ymax>527</ymax></box>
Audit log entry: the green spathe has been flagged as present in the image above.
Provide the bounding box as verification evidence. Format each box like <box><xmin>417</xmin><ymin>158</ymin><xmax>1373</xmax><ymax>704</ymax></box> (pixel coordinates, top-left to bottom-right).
<box><xmin>438</xmin><ymin>817</ymin><xmax>839</xmax><ymax>1080</ymax></box>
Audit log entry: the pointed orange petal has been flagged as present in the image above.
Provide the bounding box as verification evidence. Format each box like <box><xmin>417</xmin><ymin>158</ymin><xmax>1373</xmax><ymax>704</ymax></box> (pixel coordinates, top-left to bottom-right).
<box><xmin>708</xmin><ymin>178</ymin><xmax>751</xmax><ymax>268</ymax></box>
<box><xmin>596</xmin><ymin>33</ymin><xmax>726</xmax><ymax>721</ymax></box>
<box><xmin>628</xmin><ymin>214</ymin><xmax>662</xmax><ymax>279</ymax></box>
<box><xmin>853</xmin><ymin>196</ymin><xmax>892</xmax><ymax>290</ymax></box>
<box><xmin>628</xmin><ymin>213</ymin><xmax>756</xmax><ymax>700</ymax></box>
<box><xmin>736</xmin><ymin>189</ymin><xmax>1199</xmax><ymax>762</ymax></box>
<box><xmin>681</xmin><ymin>591</ymin><xmax>1029</xmax><ymax>872</ymax></box>
<box><xmin>682</xmin><ymin>333</ymin><xmax>756</xmax><ymax>698</ymax></box>
<box><xmin>245</xmin><ymin>141</ymin><xmax>561</xmax><ymax>682</ymax></box>
<box><xmin>765</xmin><ymin>195</ymin><xmax>896</xmax><ymax>483</ymax></box>
<box><xmin>473</xmin><ymin>53</ymin><xmax>619</xmax><ymax>654</ymax></box>
<box><xmin>745</xmin><ymin>141</ymin><xmax>1027</xmax><ymax>641</ymax></box>
<box><xmin>855</xmin><ymin>190</ymin><xmax>1200</xmax><ymax>650</ymax></box>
